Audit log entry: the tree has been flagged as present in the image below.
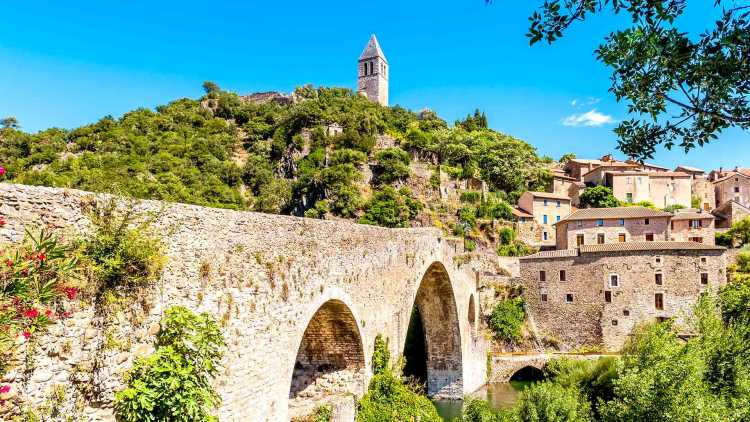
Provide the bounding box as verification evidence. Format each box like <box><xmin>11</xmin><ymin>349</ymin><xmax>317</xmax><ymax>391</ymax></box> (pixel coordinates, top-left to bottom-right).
<box><xmin>0</xmin><ymin>116</ymin><xmax>19</xmax><ymax>129</ymax></box>
<box><xmin>579</xmin><ymin>186</ymin><xmax>620</xmax><ymax>208</ymax></box>
<box><xmin>201</xmin><ymin>81</ymin><xmax>220</xmax><ymax>94</ymax></box>
<box><xmin>559</xmin><ymin>153</ymin><xmax>576</xmax><ymax>164</ymax></box>
<box><xmin>498</xmin><ymin>0</ymin><xmax>750</xmax><ymax>160</ymax></box>
<box><xmin>727</xmin><ymin>217</ymin><xmax>750</xmax><ymax>246</ymax></box>
<box><xmin>374</xmin><ymin>147</ymin><xmax>411</xmax><ymax>184</ymax></box>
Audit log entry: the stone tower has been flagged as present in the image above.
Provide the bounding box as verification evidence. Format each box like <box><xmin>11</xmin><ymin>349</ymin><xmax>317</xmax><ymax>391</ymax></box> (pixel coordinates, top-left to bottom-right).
<box><xmin>357</xmin><ymin>34</ymin><xmax>388</xmax><ymax>106</ymax></box>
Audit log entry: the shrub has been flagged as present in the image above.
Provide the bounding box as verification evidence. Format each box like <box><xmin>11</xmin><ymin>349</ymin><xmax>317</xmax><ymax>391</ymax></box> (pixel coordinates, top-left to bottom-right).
<box><xmin>460</xmin><ymin>190</ymin><xmax>482</xmax><ymax>204</ymax></box>
<box><xmin>374</xmin><ymin>148</ymin><xmax>411</xmax><ymax>184</ymax></box>
<box><xmin>489</xmin><ymin>297</ymin><xmax>526</xmax><ymax>343</ymax></box>
<box><xmin>81</xmin><ymin>201</ymin><xmax>165</xmax><ymax>292</ymax></box>
<box><xmin>372</xmin><ymin>334</ymin><xmax>390</xmax><ymax>375</ymax></box>
<box><xmin>464</xmin><ymin>238</ymin><xmax>477</xmax><ymax>252</ymax></box>
<box><xmin>716</xmin><ymin>231</ymin><xmax>733</xmax><ymax>247</ymax></box>
<box><xmin>459</xmin><ymin>206</ymin><xmax>477</xmax><ymax>229</ymax></box>
<box><xmin>662</xmin><ymin>204</ymin><xmax>685</xmax><ymax>213</ymax></box>
<box><xmin>579</xmin><ymin>186</ymin><xmax>619</xmax><ymax>208</ymax></box>
<box><xmin>727</xmin><ymin>217</ymin><xmax>750</xmax><ymax>246</ymax></box>
<box><xmin>360</xmin><ymin>187</ymin><xmax>422</xmax><ymax>228</ymax></box>
<box><xmin>356</xmin><ymin>371</ymin><xmax>440</xmax><ymax>422</ymax></box>
<box><xmin>514</xmin><ymin>382</ymin><xmax>592</xmax><ymax>422</ymax></box>
<box><xmin>114</xmin><ymin>306</ymin><xmax>225</xmax><ymax>422</ymax></box>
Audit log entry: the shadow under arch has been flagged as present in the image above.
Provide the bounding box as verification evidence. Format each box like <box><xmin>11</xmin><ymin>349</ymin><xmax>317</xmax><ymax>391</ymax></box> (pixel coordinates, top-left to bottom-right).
<box><xmin>509</xmin><ymin>365</ymin><xmax>545</xmax><ymax>382</ymax></box>
<box><xmin>402</xmin><ymin>261</ymin><xmax>463</xmax><ymax>398</ymax></box>
<box><xmin>288</xmin><ymin>299</ymin><xmax>365</xmax><ymax>417</ymax></box>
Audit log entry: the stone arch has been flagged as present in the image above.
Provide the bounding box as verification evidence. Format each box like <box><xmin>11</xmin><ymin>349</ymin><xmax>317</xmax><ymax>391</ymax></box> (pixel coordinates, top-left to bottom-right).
<box><xmin>509</xmin><ymin>365</ymin><xmax>545</xmax><ymax>382</ymax></box>
<box><xmin>403</xmin><ymin>261</ymin><xmax>463</xmax><ymax>398</ymax></box>
<box><xmin>288</xmin><ymin>299</ymin><xmax>365</xmax><ymax>418</ymax></box>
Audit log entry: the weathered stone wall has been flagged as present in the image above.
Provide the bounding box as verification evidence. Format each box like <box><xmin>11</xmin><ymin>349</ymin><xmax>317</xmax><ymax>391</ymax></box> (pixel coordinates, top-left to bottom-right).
<box><xmin>558</xmin><ymin>216</ymin><xmax>671</xmax><ymax>249</ymax></box>
<box><xmin>519</xmin><ymin>249</ymin><xmax>726</xmax><ymax>351</ymax></box>
<box><xmin>0</xmin><ymin>183</ymin><xmax>486</xmax><ymax>421</ymax></box>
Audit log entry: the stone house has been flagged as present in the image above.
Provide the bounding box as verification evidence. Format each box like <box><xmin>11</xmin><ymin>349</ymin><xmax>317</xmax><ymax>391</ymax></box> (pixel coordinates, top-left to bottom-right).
<box><xmin>647</xmin><ymin>172</ymin><xmax>692</xmax><ymax>208</ymax></box>
<box><xmin>712</xmin><ymin>200</ymin><xmax>750</xmax><ymax>229</ymax></box>
<box><xmin>669</xmin><ymin>210</ymin><xmax>716</xmax><ymax>245</ymax></box>
<box><xmin>676</xmin><ymin>166</ymin><xmax>715</xmax><ymax>211</ymax></box>
<box><xmin>550</xmin><ymin>170</ymin><xmax>582</xmax><ymax>206</ymax></box>
<box><xmin>519</xmin><ymin>242</ymin><xmax>726</xmax><ymax>350</ymax></box>
<box><xmin>554</xmin><ymin>207</ymin><xmax>673</xmax><ymax>249</ymax></box>
<box><xmin>582</xmin><ymin>168</ymin><xmax>691</xmax><ymax>208</ymax></box>
<box><xmin>713</xmin><ymin>171</ymin><xmax>750</xmax><ymax>209</ymax></box>
<box><xmin>517</xmin><ymin>191</ymin><xmax>572</xmax><ymax>247</ymax></box>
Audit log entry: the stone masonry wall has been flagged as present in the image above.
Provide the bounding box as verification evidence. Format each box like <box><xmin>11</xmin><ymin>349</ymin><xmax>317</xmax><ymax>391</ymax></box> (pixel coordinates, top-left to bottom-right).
<box><xmin>0</xmin><ymin>183</ymin><xmax>486</xmax><ymax>421</ymax></box>
<box><xmin>558</xmin><ymin>216</ymin><xmax>670</xmax><ymax>249</ymax></box>
<box><xmin>519</xmin><ymin>249</ymin><xmax>726</xmax><ymax>351</ymax></box>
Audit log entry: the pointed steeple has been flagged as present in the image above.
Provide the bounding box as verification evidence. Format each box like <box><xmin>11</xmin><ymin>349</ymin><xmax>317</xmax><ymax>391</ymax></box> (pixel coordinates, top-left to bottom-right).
<box><xmin>359</xmin><ymin>34</ymin><xmax>387</xmax><ymax>62</ymax></box>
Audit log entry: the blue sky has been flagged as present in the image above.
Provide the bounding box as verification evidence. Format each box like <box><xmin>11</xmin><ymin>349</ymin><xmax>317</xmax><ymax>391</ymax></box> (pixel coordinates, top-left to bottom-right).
<box><xmin>1</xmin><ymin>0</ymin><xmax>747</xmax><ymax>170</ymax></box>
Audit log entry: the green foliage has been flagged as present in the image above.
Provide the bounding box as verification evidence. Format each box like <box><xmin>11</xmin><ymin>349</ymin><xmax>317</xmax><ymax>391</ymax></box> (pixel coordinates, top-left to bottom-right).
<box><xmin>460</xmin><ymin>190</ymin><xmax>482</xmax><ymax>204</ymax></box>
<box><xmin>559</xmin><ymin>153</ymin><xmax>576</xmax><ymax>164</ymax></box>
<box><xmin>728</xmin><ymin>251</ymin><xmax>750</xmax><ymax>284</ymax></box>
<box><xmin>662</xmin><ymin>204</ymin><xmax>685</xmax><ymax>213</ymax></box>
<box><xmin>303</xmin><ymin>199</ymin><xmax>330</xmax><ymax>219</ymax></box>
<box><xmin>114</xmin><ymin>306</ymin><xmax>225</xmax><ymax>422</ymax></box>
<box><xmin>691</xmin><ymin>196</ymin><xmax>702</xmax><ymax>209</ymax></box>
<box><xmin>374</xmin><ymin>147</ymin><xmax>411</xmax><ymax>184</ymax></box>
<box><xmin>81</xmin><ymin>201</ymin><xmax>164</xmax><ymax>291</ymax></box>
<box><xmin>515</xmin><ymin>382</ymin><xmax>592</xmax><ymax>422</ymax></box>
<box><xmin>1</xmin><ymin>116</ymin><xmax>19</xmax><ymax>129</ymax></box>
<box><xmin>496</xmin><ymin>228</ymin><xmax>534</xmax><ymax>257</ymax></box>
<box><xmin>579</xmin><ymin>186</ymin><xmax>620</xmax><ymax>208</ymax></box>
<box><xmin>521</xmin><ymin>1</ymin><xmax>750</xmax><ymax>160</ymax></box>
<box><xmin>371</xmin><ymin>334</ymin><xmax>390</xmax><ymax>375</ymax></box>
<box><xmin>359</xmin><ymin>187</ymin><xmax>422</xmax><ymax>228</ymax></box>
<box><xmin>464</xmin><ymin>238</ymin><xmax>477</xmax><ymax>252</ymax></box>
<box><xmin>456</xmin><ymin>109</ymin><xmax>489</xmax><ymax>131</ymax></box>
<box><xmin>716</xmin><ymin>231</ymin><xmax>734</xmax><ymax>247</ymax></box>
<box><xmin>624</xmin><ymin>200</ymin><xmax>656</xmax><ymax>209</ymax></box>
<box><xmin>727</xmin><ymin>218</ymin><xmax>750</xmax><ymax>246</ymax></box>
<box><xmin>489</xmin><ymin>297</ymin><xmax>526</xmax><ymax>343</ymax></box>
<box><xmin>544</xmin><ymin>358</ymin><xmax>618</xmax><ymax>419</ymax></box>
<box><xmin>356</xmin><ymin>371</ymin><xmax>441</xmax><ymax>422</ymax></box>
<box><xmin>458</xmin><ymin>206</ymin><xmax>478</xmax><ymax>229</ymax></box>
<box><xmin>462</xmin><ymin>399</ymin><xmax>500</xmax><ymax>422</ymax></box>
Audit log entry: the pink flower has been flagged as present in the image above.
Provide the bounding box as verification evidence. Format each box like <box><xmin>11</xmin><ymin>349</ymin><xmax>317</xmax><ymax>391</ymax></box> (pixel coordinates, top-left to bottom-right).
<box><xmin>37</xmin><ymin>252</ymin><xmax>46</xmax><ymax>262</ymax></box>
<box><xmin>63</xmin><ymin>287</ymin><xmax>77</xmax><ymax>300</ymax></box>
<box><xmin>0</xmin><ymin>385</ymin><xmax>10</xmax><ymax>394</ymax></box>
<box><xmin>0</xmin><ymin>167</ymin><xmax>5</xmax><ymax>176</ymax></box>
<box><xmin>23</xmin><ymin>308</ymin><xmax>39</xmax><ymax>318</ymax></box>
<box><xmin>22</xmin><ymin>331</ymin><xmax>31</xmax><ymax>340</ymax></box>
<box><xmin>5</xmin><ymin>259</ymin><xmax>12</xmax><ymax>268</ymax></box>
<box><xmin>0</xmin><ymin>217</ymin><xmax>5</xmax><ymax>227</ymax></box>
<box><xmin>61</xmin><ymin>311</ymin><xmax>72</xmax><ymax>318</ymax></box>
<box><xmin>45</xmin><ymin>309</ymin><xmax>53</xmax><ymax>318</ymax></box>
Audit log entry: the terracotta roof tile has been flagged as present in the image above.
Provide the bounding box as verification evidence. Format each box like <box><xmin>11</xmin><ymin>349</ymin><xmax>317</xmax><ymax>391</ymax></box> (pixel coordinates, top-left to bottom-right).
<box><xmin>670</xmin><ymin>212</ymin><xmax>715</xmax><ymax>220</ymax></box>
<box><xmin>519</xmin><ymin>249</ymin><xmax>579</xmax><ymax>260</ymax></box>
<box><xmin>558</xmin><ymin>207</ymin><xmax>672</xmax><ymax>223</ymax></box>
<box><xmin>524</xmin><ymin>191</ymin><xmax>572</xmax><ymax>201</ymax></box>
<box><xmin>580</xmin><ymin>241</ymin><xmax>724</xmax><ymax>253</ymax></box>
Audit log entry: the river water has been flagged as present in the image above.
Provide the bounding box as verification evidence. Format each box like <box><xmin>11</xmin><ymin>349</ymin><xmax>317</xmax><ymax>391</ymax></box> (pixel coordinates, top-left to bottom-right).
<box><xmin>432</xmin><ymin>381</ymin><xmax>532</xmax><ymax>421</ymax></box>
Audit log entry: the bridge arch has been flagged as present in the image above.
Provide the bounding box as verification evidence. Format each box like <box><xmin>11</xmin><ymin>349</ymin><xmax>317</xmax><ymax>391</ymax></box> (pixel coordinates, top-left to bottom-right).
<box><xmin>509</xmin><ymin>365</ymin><xmax>545</xmax><ymax>382</ymax></box>
<box><xmin>403</xmin><ymin>261</ymin><xmax>463</xmax><ymax>398</ymax></box>
<box><xmin>288</xmin><ymin>298</ymin><xmax>366</xmax><ymax>417</ymax></box>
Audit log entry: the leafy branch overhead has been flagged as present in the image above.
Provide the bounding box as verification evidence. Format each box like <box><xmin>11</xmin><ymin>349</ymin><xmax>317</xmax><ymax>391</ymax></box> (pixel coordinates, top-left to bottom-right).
<box><xmin>495</xmin><ymin>0</ymin><xmax>750</xmax><ymax>159</ymax></box>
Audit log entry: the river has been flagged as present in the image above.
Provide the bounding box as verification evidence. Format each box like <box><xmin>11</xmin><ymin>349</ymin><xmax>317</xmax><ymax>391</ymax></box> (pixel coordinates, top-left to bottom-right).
<box><xmin>432</xmin><ymin>381</ymin><xmax>532</xmax><ymax>421</ymax></box>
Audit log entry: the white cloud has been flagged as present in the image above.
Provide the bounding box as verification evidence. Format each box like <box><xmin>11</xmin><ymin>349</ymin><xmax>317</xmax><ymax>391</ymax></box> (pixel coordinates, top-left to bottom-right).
<box><xmin>562</xmin><ymin>109</ymin><xmax>616</xmax><ymax>127</ymax></box>
<box><xmin>570</xmin><ymin>97</ymin><xmax>600</xmax><ymax>108</ymax></box>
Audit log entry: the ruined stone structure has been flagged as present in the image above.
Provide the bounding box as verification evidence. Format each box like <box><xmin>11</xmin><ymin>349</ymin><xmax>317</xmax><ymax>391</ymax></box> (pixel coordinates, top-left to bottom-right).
<box><xmin>519</xmin><ymin>243</ymin><xmax>726</xmax><ymax>350</ymax></box>
<box><xmin>0</xmin><ymin>184</ymin><xmax>486</xmax><ymax>421</ymax></box>
<box><xmin>357</xmin><ymin>34</ymin><xmax>388</xmax><ymax>106</ymax></box>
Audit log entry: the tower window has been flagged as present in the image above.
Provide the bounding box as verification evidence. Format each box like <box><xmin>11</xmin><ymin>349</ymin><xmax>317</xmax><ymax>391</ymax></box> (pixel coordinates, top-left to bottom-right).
<box><xmin>559</xmin><ymin>270</ymin><xmax>566</xmax><ymax>282</ymax></box>
<box><xmin>565</xmin><ymin>294</ymin><xmax>574</xmax><ymax>303</ymax></box>
<box><xmin>539</xmin><ymin>271</ymin><xmax>546</xmax><ymax>282</ymax></box>
<box><xmin>655</xmin><ymin>273</ymin><xmax>663</xmax><ymax>285</ymax></box>
<box><xmin>701</xmin><ymin>273</ymin><xmax>709</xmax><ymax>285</ymax></box>
<box><xmin>655</xmin><ymin>293</ymin><xmax>664</xmax><ymax>310</ymax></box>
<box><xmin>604</xmin><ymin>291</ymin><xmax>612</xmax><ymax>302</ymax></box>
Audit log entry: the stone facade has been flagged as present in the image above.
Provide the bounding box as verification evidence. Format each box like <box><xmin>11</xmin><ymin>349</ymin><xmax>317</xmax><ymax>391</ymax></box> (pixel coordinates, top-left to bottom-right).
<box><xmin>519</xmin><ymin>246</ymin><xmax>726</xmax><ymax>351</ymax></box>
<box><xmin>357</xmin><ymin>35</ymin><xmax>388</xmax><ymax>106</ymax></box>
<box><xmin>0</xmin><ymin>183</ymin><xmax>486</xmax><ymax>421</ymax></box>
<box><xmin>669</xmin><ymin>212</ymin><xmax>716</xmax><ymax>245</ymax></box>
<box><xmin>556</xmin><ymin>214</ymin><xmax>671</xmax><ymax>250</ymax></box>
<box><xmin>517</xmin><ymin>192</ymin><xmax>571</xmax><ymax>247</ymax></box>
<box><xmin>713</xmin><ymin>200</ymin><xmax>750</xmax><ymax>229</ymax></box>
<box><xmin>714</xmin><ymin>172</ymin><xmax>750</xmax><ymax>209</ymax></box>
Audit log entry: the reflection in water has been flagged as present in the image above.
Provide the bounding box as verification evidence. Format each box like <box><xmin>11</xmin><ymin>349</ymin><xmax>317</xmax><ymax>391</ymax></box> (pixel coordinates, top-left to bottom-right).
<box><xmin>432</xmin><ymin>381</ymin><xmax>532</xmax><ymax>421</ymax></box>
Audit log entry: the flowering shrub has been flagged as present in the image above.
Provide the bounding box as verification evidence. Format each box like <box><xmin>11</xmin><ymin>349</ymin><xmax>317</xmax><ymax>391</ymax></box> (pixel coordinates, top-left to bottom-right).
<box><xmin>0</xmin><ymin>227</ymin><xmax>81</xmax><ymax>402</ymax></box>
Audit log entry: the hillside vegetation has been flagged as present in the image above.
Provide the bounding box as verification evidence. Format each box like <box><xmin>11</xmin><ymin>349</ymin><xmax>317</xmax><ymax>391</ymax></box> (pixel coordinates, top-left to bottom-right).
<box><xmin>0</xmin><ymin>84</ymin><xmax>550</xmax><ymax>229</ymax></box>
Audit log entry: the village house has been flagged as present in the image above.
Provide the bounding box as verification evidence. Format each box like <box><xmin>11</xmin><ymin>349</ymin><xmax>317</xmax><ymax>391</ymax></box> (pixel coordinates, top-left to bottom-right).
<box><xmin>519</xmin><ymin>242</ymin><xmax>726</xmax><ymax>350</ymax></box>
<box><xmin>516</xmin><ymin>191</ymin><xmax>572</xmax><ymax>246</ymax></box>
<box><xmin>554</xmin><ymin>207</ymin><xmax>673</xmax><ymax>249</ymax></box>
<box><xmin>675</xmin><ymin>166</ymin><xmax>715</xmax><ymax>211</ymax></box>
<box><xmin>668</xmin><ymin>209</ymin><xmax>716</xmax><ymax>244</ymax></box>
<box><xmin>713</xmin><ymin>171</ymin><xmax>750</xmax><ymax>209</ymax></box>
<box><xmin>712</xmin><ymin>200</ymin><xmax>750</xmax><ymax>229</ymax></box>
<box><xmin>550</xmin><ymin>169</ymin><xmax>583</xmax><ymax>206</ymax></box>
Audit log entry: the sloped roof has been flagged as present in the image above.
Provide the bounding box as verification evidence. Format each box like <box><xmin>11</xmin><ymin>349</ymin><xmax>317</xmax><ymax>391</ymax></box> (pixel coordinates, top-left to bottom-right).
<box><xmin>675</xmin><ymin>165</ymin><xmax>705</xmax><ymax>174</ymax></box>
<box><xmin>558</xmin><ymin>207</ymin><xmax>672</xmax><ymax>223</ymax></box>
<box><xmin>519</xmin><ymin>249</ymin><xmax>579</xmax><ymax>260</ymax></box>
<box><xmin>511</xmin><ymin>207</ymin><xmax>533</xmax><ymax>218</ymax></box>
<box><xmin>714</xmin><ymin>171</ymin><xmax>750</xmax><ymax>184</ymax></box>
<box><xmin>648</xmin><ymin>171</ymin><xmax>691</xmax><ymax>178</ymax></box>
<box><xmin>359</xmin><ymin>34</ymin><xmax>387</xmax><ymax>61</ymax></box>
<box><xmin>523</xmin><ymin>191</ymin><xmax>572</xmax><ymax>201</ymax></box>
<box><xmin>580</xmin><ymin>241</ymin><xmax>724</xmax><ymax>253</ymax></box>
<box><xmin>670</xmin><ymin>212</ymin><xmax>715</xmax><ymax>221</ymax></box>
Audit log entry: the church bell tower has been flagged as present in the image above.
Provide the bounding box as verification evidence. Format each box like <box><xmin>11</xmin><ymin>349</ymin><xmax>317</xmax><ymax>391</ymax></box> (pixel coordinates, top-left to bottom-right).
<box><xmin>357</xmin><ymin>34</ymin><xmax>388</xmax><ymax>106</ymax></box>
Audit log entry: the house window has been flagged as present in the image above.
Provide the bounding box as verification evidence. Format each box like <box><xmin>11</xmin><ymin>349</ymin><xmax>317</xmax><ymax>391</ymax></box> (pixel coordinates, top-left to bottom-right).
<box><xmin>576</xmin><ymin>234</ymin><xmax>585</xmax><ymax>246</ymax></box>
<box><xmin>735</xmin><ymin>186</ymin><xmax>740</xmax><ymax>193</ymax></box>
<box><xmin>543</xmin><ymin>231</ymin><xmax>548</xmax><ymax>241</ymax></box>
<box><xmin>701</xmin><ymin>273</ymin><xmax>709</xmax><ymax>285</ymax></box>
<box><xmin>701</xmin><ymin>257</ymin><xmax>707</xmax><ymax>264</ymax></box>
<box><xmin>646</xmin><ymin>233</ymin><xmax>655</xmax><ymax>241</ymax></box>
<box><xmin>604</xmin><ymin>291</ymin><xmax>612</xmax><ymax>302</ymax></box>
<box><xmin>626</xmin><ymin>193</ymin><xmax>633</xmax><ymax>203</ymax></box>
<box><xmin>619</xmin><ymin>218</ymin><xmax>625</xmax><ymax>226</ymax></box>
<box><xmin>618</xmin><ymin>233</ymin><xmax>626</xmax><ymax>242</ymax></box>
<box><xmin>556</xmin><ymin>200</ymin><xmax>561</xmax><ymax>207</ymax></box>
<box><xmin>609</xmin><ymin>274</ymin><xmax>619</xmax><ymax>288</ymax></box>
<box><xmin>541</xmin><ymin>293</ymin><xmax>548</xmax><ymax>302</ymax></box>
<box><xmin>556</xmin><ymin>215</ymin><xmax>561</xmax><ymax>222</ymax></box>
<box><xmin>596</xmin><ymin>219</ymin><xmax>604</xmax><ymax>227</ymax></box>
<box><xmin>655</xmin><ymin>256</ymin><xmax>662</xmax><ymax>264</ymax></box>
<box><xmin>645</xmin><ymin>218</ymin><xmax>650</xmax><ymax>225</ymax></box>
<box><xmin>655</xmin><ymin>293</ymin><xmax>664</xmax><ymax>310</ymax></box>
<box><xmin>539</xmin><ymin>271</ymin><xmax>546</xmax><ymax>281</ymax></box>
<box><xmin>597</xmin><ymin>233</ymin><xmax>605</xmax><ymax>244</ymax></box>
<box><xmin>543</xmin><ymin>215</ymin><xmax>548</xmax><ymax>224</ymax></box>
<box><xmin>566</xmin><ymin>293</ymin><xmax>574</xmax><ymax>303</ymax></box>
<box><xmin>690</xmin><ymin>220</ymin><xmax>701</xmax><ymax>229</ymax></box>
<box><xmin>560</xmin><ymin>270</ymin><xmax>567</xmax><ymax>282</ymax></box>
<box><xmin>690</xmin><ymin>236</ymin><xmax>703</xmax><ymax>243</ymax></box>
<box><xmin>670</xmin><ymin>221</ymin><xmax>674</xmax><ymax>230</ymax></box>
<box><xmin>612</xmin><ymin>319</ymin><xmax>618</xmax><ymax>326</ymax></box>
<box><xmin>655</xmin><ymin>273</ymin><xmax>663</xmax><ymax>285</ymax></box>
<box><xmin>544</xmin><ymin>199</ymin><xmax>549</xmax><ymax>206</ymax></box>
<box><xmin>623</xmin><ymin>309</ymin><xmax>630</xmax><ymax>316</ymax></box>
<box><xmin>577</xmin><ymin>220</ymin><xmax>583</xmax><ymax>228</ymax></box>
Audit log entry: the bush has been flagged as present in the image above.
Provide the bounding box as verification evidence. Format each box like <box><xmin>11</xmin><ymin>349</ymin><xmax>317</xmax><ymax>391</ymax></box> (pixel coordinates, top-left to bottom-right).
<box><xmin>489</xmin><ymin>297</ymin><xmax>526</xmax><ymax>343</ymax></box>
<box><xmin>579</xmin><ymin>186</ymin><xmax>619</xmax><ymax>208</ymax></box>
<box><xmin>81</xmin><ymin>201</ymin><xmax>165</xmax><ymax>291</ymax></box>
<box><xmin>357</xmin><ymin>370</ymin><xmax>441</xmax><ymax>422</ymax></box>
<box><xmin>372</xmin><ymin>334</ymin><xmax>390</xmax><ymax>375</ymax></box>
<box><xmin>374</xmin><ymin>147</ymin><xmax>411</xmax><ymax>184</ymax></box>
<box><xmin>716</xmin><ymin>231</ymin><xmax>734</xmax><ymax>247</ymax></box>
<box><xmin>114</xmin><ymin>306</ymin><xmax>225</xmax><ymax>422</ymax></box>
<box><xmin>460</xmin><ymin>190</ymin><xmax>482</xmax><ymax>204</ymax></box>
<box><xmin>360</xmin><ymin>187</ymin><xmax>422</xmax><ymax>228</ymax></box>
<box><xmin>464</xmin><ymin>238</ymin><xmax>477</xmax><ymax>252</ymax></box>
<box><xmin>514</xmin><ymin>382</ymin><xmax>592</xmax><ymax>422</ymax></box>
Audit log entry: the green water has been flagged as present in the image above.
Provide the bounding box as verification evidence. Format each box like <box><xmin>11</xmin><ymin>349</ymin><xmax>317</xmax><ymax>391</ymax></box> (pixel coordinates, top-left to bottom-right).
<box><xmin>432</xmin><ymin>381</ymin><xmax>532</xmax><ymax>421</ymax></box>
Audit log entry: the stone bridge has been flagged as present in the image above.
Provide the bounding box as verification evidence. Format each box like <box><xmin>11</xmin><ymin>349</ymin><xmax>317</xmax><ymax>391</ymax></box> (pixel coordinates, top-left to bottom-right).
<box><xmin>0</xmin><ymin>184</ymin><xmax>487</xmax><ymax>421</ymax></box>
<box><xmin>488</xmin><ymin>353</ymin><xmax>615</xmax><ymax>383</ymax></box>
